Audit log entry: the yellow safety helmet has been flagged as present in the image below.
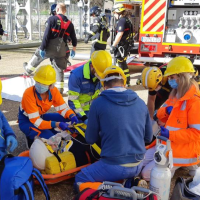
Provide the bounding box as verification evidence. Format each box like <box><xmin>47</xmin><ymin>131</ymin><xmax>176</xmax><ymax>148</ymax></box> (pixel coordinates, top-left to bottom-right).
<box><xmin>0</xmin><ymin>79</ymin><xmax>2</xmax><ymax>105</ymax></box>
<box><xmin>91</xmin><ymin>50</ymin><xmax>112</xmax><ymax>79</ymax></box>
<box><xmin>112</xmin><ymin>4</ymin><xmax>126</xmax><ymax>13</ymax></box>
<box><xmin>33</xmin><ymin>65</ymin><xmax>56</xmax><ymax>85</ymax></box>
<box><xmin>101</xmin><ymin>65</ymin><xmax>126</xmax><ymax>86</ymax></box>
<box><xmin>141</xmin><ymin>67</ymin><xmax>163</xmax><ymax>91</ymax></box>
<box><xmin>164</xmin><ymin>57</ymin><xmax>195</xmax><ymax>77</ymax></box>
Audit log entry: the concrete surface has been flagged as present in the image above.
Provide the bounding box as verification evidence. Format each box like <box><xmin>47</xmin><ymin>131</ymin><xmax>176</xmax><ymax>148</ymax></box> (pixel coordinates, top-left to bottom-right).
<box><xmin>0</xmin><ymin>41</ymin><xmax>191</xmax><ymax>199</ymax></box>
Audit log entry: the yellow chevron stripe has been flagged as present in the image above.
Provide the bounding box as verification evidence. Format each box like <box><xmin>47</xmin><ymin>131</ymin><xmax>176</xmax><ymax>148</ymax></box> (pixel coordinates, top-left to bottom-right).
<box><xmin>143</xmin><ymin>7</ymin><xmax>165</xmax><ymax>31</ymax></box>
<box><xmin>143</xmin><ymin>0</ymin><xmax>165</xmax><ymax>22</ymax></box>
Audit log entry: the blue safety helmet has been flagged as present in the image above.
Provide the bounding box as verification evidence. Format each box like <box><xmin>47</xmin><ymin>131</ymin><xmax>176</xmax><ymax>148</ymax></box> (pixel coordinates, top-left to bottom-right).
<box><xmin>50</xmin><ymin>4</ymin><xmax>57</xmax><ymax>16</ymax></box>
<box><xmin>90</xmin><ymin>6</ymin><xmax>101</xmax><ymax>16</ymax></box>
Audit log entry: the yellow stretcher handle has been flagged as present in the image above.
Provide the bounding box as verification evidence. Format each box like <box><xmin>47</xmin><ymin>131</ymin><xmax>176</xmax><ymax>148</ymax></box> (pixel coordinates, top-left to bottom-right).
<box><xmin>74</xmin><ymin>124</ymin><xmax>101</xmax><ymax>155</ymax></box>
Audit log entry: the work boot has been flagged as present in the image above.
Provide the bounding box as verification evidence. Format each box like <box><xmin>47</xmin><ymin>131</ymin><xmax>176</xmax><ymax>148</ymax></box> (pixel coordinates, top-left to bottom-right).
<box><xmin>23</xmin><ymin>62</ymin><xmax>33</xmax><ymax>76</ymax></box>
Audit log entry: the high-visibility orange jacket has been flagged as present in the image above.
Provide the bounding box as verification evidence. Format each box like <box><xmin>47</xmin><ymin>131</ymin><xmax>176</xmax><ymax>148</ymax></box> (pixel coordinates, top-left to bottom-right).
<box><xmin>19</xmin><ymin>86</ymin><xmax>74</xmax><ymax>130</ymax></box>
<box><xmin>157</xmin><ymin>85</ymin><xmax>200</xmax><ymax>166</ymax></box>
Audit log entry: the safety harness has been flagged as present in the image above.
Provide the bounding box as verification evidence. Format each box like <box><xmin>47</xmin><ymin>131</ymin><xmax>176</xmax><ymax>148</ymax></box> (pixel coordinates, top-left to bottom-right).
<box><xmin>51</xmin><ymin>15</ymin><xmax>71</xmax><ymax>37</ymax></box>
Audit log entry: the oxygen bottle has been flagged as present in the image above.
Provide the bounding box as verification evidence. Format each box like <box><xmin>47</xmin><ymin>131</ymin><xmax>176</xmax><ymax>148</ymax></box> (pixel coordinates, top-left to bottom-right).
<box><xmin>150</xmin><ymin>136</ymin><xmax>173</xmax><ymax>200</ymax></box>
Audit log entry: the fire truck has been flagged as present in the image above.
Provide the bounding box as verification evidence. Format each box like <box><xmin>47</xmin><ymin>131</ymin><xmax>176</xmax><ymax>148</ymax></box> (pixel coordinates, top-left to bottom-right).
<box><xmin>114</xmin><ymin>0</ymin><xmax>200</xmax><ymax>66</ymax></box>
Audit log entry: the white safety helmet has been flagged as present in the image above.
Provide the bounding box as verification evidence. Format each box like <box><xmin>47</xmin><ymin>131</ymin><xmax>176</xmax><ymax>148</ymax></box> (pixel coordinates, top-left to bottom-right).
<box><xmin>29</xmin><ymin>139</ymin><xmax>52</xmax><ymax>170</ymax></box>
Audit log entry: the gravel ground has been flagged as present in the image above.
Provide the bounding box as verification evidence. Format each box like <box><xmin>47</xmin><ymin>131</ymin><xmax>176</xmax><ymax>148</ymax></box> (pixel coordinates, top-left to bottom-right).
<box><xmin>0</xmin><ymin>42</ymin><xmax>191</xmax><ymax>199</ymax></box>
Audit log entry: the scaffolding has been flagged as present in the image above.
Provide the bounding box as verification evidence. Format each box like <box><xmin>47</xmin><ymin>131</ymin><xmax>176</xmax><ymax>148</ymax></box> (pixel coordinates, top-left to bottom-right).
<box><xmin>0</xmin><ymin>0</ymin><xmax>96</xmax><ymax>44</ymax></box>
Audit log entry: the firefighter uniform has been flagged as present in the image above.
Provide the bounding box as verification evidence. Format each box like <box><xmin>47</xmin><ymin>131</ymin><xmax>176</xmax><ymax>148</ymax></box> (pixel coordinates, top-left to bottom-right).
<box><xmin>18</xmin><ymin>86</ymin><xmax>75</xmax><ymax>146</ymax></box>
<box><xmin>68</xmin><ymin>61</ymin><xmax>102</xmax><ymax>122</ymax></box>
<box><xmin>114</xmin><ymin>17</ymin><xmax>133</xmax><ymax>86</ymax></box>
<box><xmin>85</xmin><ymin>15</ymin><xmax>110</xmax><ymax>55</ymax></box>
<box><xmin>24</xmin><ymin>14</ymin><xmax>77</xmax><ymax>93</ymax></box>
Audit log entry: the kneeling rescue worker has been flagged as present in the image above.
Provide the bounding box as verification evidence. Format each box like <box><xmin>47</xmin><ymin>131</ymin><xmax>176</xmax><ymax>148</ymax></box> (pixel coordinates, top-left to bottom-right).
<box><xmin>18</xmin><ymin>65</ymin><xmax>78</xmax><ymax>148</ymax></box>
<box><xmin>74</xmin><ymin>65</ymin><xmax>153</xmax><ymax>192</ymax></box>
<box><xmin>68</xmin><ymin>50</ymin><xmax>112</xmax><ymax>124</ymax></box>
<box><xmin>141</xmin><ymin>57</ymin><xmax>200</xmax><ymax>180</ymax></box>
<box><xmin>110</xmin><ymin>4</ymin><xmax>133</xmax><ymax>86</ymax></box>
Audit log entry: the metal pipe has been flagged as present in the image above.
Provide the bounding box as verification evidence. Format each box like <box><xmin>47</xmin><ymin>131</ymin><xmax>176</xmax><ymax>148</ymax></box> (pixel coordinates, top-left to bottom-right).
<box><xmin>37</xmin><ymin>0</ymin><xmax>41</xmax><ymax>40</ymax></box>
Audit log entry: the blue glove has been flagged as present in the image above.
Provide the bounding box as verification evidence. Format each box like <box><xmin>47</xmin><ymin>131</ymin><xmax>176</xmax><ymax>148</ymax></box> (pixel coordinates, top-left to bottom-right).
<box><xmin>69</xmin><ymin>114</ymin><xmax>79</xmax><ymax>124</ymax></box>
<box><xmin>39</xmin><ymin>50</ymin><xmax>46</xmax><ymax>58</ymax></box>
<box><xmin>59</xmin><ymin>122</ymin><xmax>73</xmax><ymax>133</ymax></box>
<box><xmin>166</xmin><ymin>106</ymin><xmax>173</xmax><ymax>115</ymax></box>
<box><xmin>70</xmin><ymin>50</ymin><xmax>75</xmax><ymax>58</ymax></box>
<box><xmin>6</xmin><ymin>135</ymin><xmax>18</xmax><ymax>152</ymax></box>
<box><xmin>160</xmin><ymin>126</ymin><xmax>169</xmax><ymax>139</ymax></box>
<box><xmin>84</xmin><ymin>119</ymin><xmax>88</xmax><ymax>125</ymax></box>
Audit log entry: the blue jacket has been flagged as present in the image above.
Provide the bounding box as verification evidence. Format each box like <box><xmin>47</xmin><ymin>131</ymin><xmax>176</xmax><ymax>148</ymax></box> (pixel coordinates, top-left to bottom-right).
<box><xmin>0</xmin><ymin>111</ymin><xmax>15</xmax><ymax>148</ymax></box>
<box><xmin>68</xmin><ymin>61</ymin><xmax>102</xmax><ymax>121</ymax></box>
<box><xmin>86</xmin><ymin>88</ymin><xmax>153</xmax><ymax>165</ymax></box>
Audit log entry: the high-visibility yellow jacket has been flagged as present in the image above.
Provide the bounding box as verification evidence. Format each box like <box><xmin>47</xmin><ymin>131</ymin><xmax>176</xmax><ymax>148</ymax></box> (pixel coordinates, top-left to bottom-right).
<box><xmin>157</xmin><ymin>85</ymin><xmax>200</xmax><ymax>166</ymax></box>
<box><xmin>19</xmin><ymin>86</ymin><xmax>74</xmax><ymax>130</ymax></box>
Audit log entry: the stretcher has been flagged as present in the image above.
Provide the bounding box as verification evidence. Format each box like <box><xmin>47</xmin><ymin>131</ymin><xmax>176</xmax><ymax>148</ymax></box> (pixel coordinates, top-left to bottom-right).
<box><xmin>18</xmin><ymin>124</ymin><xmax>100</xmax><ymax>185</ymax></box>
<box><xmin>18</xmin><ymin>150</ymin><xmax>90</xmax><ymax>185</ymax></box>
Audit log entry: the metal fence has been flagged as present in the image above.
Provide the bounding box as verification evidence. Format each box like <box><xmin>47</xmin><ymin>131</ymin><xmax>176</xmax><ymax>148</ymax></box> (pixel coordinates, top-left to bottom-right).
<box><xmin>0</xmin><ymin>0</ymin><xmax>86</xmax><ymax>45</ymax></box>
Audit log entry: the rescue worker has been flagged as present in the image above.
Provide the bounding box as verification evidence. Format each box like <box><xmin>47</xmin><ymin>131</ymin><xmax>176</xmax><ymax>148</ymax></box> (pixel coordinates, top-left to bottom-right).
<box><xmin>141</xmin><ymin>57</ymin><xmax>200</xmax><ymax>180</ymax></box>
<box><xmin>0</xmin><ymin>79</ymin><xmax>18</xmax><ymax>158</ymax></box>
<box><xmin>68</xmin><ymin>50</ymin><xmax>112</xmax><ymax>124</ymax></box>
<box><xmin>23</xmin><ymin>3</ymin><xmax>77</xmax><ymax>94</ymax></box>
<box><xmin>18</xmin><ymin>65</ymin><xmax>78</xmax><ymax>148</ymax></box>
<box><xmin>141</xmin><ymin>65</ymin><xmax>171</xmax><ymax>119</ymax></box>
<box><xmin>110</xmin><ymin>4</ymin><xmax>133</xmax><ymax>86</ymax></box>
<box><xmin>84</xmin><ymin>6</ymin><xmax>110</xmax><ymax>55</ymax></box>
<box><xmin>75</xmin><ymin>66</ymin><xmax>153</xmax><ymax>192</ymax></box>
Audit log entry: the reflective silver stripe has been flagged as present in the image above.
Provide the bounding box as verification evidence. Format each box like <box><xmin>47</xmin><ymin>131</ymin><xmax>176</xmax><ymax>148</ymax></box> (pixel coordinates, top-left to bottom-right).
<box><xmin>74</xmin><ymin>108</ymin><xmax>84</xmax><ymax>114</ymax></box>
<box><xmin>34</xmin><ymin>118</ymin><xmax>43</xmax><ymax>128</ymax></box>
<box><xmin>20</xmin><ymin>104</ymin><xmax>28</xmax><ymax>117</ymax></box>
<box><xmin>93</xmin><ymin>23</ymin><xmax>99</xmax><ymax>26</ymax></box>
<box><xmin>173</xmin><ymin>157</ymin><xmax>199</xmax><ymax>164</ymax></box>
<box><xmin>166</xmin><ymin>126</ymin><xmax>181</xmax><ymax>131</ymax></box>
<box><xmin>89</xmin><ymin>31</ymin><xmax>95</xmax><ymax>35</ymax></box>
<box><xmin>162</xmin><ymin>103</ymin><xmax>168</xmax><ymax>108</ymax></box>
<box><xmin>68</xmin><ymin>95</ymin><xmax>79</xmax><ymax>101</ymax></box>
<box><xmin>55</xmin><ymin>104</ymin><xmax>67</xmax><ymax>111</ymax></box>
<box><xmin>145</xmin><ymin>67</ymin><xmax>157</xmax><ymax>88</ymax></box>
<box><xmin>189</xmin><ymin>124</ymin><xmax>200</xmax><ymax>130</ymax></box>
<box><xmin>28</xmin><ymin>111</ymin><xmax>39</xmax><ymax>119</ymax></box>
<box><xmin>61</xmin><ymin>107</ymin><xmax>70</xmax><ymax>117</ymax></box>
<box><xmin>181</xmin><ymin>100</ymin><xmax>187</xmax><ymax>111</ymax></box>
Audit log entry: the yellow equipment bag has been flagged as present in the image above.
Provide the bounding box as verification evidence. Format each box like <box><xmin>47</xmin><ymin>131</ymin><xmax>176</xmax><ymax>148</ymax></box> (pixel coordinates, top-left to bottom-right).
<box><xmin>45</xmin><ymin>151</ymin><xmax>76</xmax><ymax>174</ymax></box>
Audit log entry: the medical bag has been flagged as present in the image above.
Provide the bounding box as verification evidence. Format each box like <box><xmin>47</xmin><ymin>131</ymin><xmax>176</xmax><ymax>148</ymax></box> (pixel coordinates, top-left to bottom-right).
<box><xmin>0</xmin><ymin>154</ymin><xmax>49</xmax><ymax>200</ymax></box>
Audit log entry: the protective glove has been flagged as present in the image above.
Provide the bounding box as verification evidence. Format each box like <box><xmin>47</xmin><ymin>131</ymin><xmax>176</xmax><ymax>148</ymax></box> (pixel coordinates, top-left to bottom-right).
<box><xmin>39</xmin><ymin>50</ymin><xmax>46</xmax><ymax>59</ymax></box>
<box><xmin>59</xmin><ymin>122</ymin><xmax>73</xmax><ymax>133</ymax></box>
<box><xmin>84</xmin><ymin>119</ymin><xmax>88</xmax><ymax>125</ymax></box>
<box><xmin>69</xmin><ymin>114</ymin><xmax>79</xmax><ymax>125</ymax></box>
<box><xmin>6</xmin><ymin>135</ymin><xmax>18</xmax><ymax>152</ymax></box>
<box><xmin>160</xmin><ymin>126</ymin><xmax>169</xmax><ymax>139</ymax></box>
<box><xmin>110</xmin><ymin>46</ymin><xmax>117</xmax><ymax>54</ymax></box>
<box><xmin>70</xmin><ymin>50</ymin><xmax>75</xmax><ymax>58</ymax></box>
<box><xmin>166</xmin><ymin>106</ymin><xmax>173</xmax><ymax>115</ymax></box>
